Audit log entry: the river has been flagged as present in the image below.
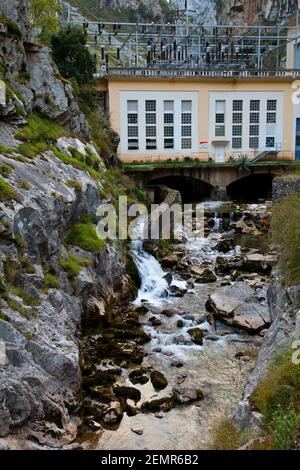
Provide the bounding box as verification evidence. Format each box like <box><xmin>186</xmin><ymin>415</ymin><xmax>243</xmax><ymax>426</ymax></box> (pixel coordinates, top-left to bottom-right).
<box><xmin>94</xmin><ymin>201</ymin><xmax>271</xmax><ymax>450</ymax></box>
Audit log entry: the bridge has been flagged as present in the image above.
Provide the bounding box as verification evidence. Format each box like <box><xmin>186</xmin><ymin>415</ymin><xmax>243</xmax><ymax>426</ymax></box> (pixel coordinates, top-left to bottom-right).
<box><xmin>123</xmin><ymin>160</ymin><xmax>297</xmax><ymax>202</ymax></box>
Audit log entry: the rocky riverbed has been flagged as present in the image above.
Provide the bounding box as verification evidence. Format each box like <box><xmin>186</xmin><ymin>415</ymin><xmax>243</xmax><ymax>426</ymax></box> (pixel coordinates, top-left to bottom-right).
<box><xmin>78</xmin><ymin>202</ymin><xmax>276</xmax><ymax>450</ymax></box>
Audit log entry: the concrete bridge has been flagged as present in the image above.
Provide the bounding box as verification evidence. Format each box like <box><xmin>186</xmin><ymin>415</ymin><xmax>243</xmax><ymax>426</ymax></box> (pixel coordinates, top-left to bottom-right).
<box><xmin>124</xmin><ymin>162</ymin><xmax>296</xmax><ymax>202</ymax></box>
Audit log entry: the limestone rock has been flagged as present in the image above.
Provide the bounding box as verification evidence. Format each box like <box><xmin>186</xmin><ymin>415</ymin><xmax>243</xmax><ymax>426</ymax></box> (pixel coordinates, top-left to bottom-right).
<box><xmin>191</xmin><ymin>266</ymin><xmax>217</xmax><ymax>283</ymax></box>
<box><xmin>150</xmin><ymin>370</ymin><xmax>168</xmax><ymax>390</ymax></box>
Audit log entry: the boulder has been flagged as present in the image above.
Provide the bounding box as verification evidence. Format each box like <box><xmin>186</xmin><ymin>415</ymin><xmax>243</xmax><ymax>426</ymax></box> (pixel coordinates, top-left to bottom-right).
<box><xmin>150</xmin><ymin>371</ymin><xmax>168</xmax><ymax>390</ymax></box>
<box><xmin>114</xmin><ymin>386</ymin><xmax>141</xmax><ymax>404</ymax></box>
<box><xmin>160</xmin><ymin>256</ymin><xmax>178</xmax><ymax>269</ymax></box>
<box><xmin>232</xmin><ymin>303</ymin><xmax>271</xmax><ymax>333</ymax></box>
<box><xmin>172</xmin><ymin>386</ymin><xmax>204</xmax><ymax>404</ymax></box>
<box><xmin>215</xmin><ymin>238</ymin><xmax>235</xmax><ymax>253</ymax></box>
<box><xmin>102</xmin><ymin>401</ymin><xmax>123</xmax><ymax>425</ymax></box>
<box><xmin>187</xmin><ymin>328</ymin><xmax>204</xmax><ymax>345</ymax></box>
<box><xmin>191</xmin><ymin>266</ymin><xmax>217</xmax><ymax>283</ymax></box>
<box><xmin>141</xmin><ymin>396</ymin><xmax>175</xmax><ymax>413</ymax></box>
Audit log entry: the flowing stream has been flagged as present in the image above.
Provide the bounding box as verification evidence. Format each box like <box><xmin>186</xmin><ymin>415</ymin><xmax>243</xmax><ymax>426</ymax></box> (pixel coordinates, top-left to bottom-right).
<box><xmin>96</xmin><ymin>202</ymin><xmax>270</xmax><ymax>450</ymax></box>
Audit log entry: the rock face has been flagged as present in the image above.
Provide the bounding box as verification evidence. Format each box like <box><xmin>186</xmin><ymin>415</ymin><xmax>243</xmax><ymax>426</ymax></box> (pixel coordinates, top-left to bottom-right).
<box><xmin>0</xmin><ymin>0</ymin><xmax>87</xmax><ymax>136</ymax></box>
<box><xmin>206</xmin><ymin>283</ymin><xmax>271</xmax><ymax>333</ymax></box>
<box><xmin>0</xmin><ymin>151</ymin><xmax>131</xmax><ymax>446</ymax></box>
<box><xmin>217</xmin><ymin>0</ymin><xmax>298</xmax><ymax>25</ymax></box>
<box><xmin>233</xmin><ymin>272</ymin><xmax>300</xmax><ymax>429</ymax></box>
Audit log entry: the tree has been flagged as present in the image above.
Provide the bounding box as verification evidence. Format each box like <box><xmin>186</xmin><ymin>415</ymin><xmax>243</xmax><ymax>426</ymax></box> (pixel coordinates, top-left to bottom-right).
<box><xmin>51</xmin><ymin>25</ymin><xmax>96</xmax><ymax>85</ymax></box>
<box><xmin>30</xmin><ymin>0</ymin><xmax>61</xmax><ymax>45</ymax></box>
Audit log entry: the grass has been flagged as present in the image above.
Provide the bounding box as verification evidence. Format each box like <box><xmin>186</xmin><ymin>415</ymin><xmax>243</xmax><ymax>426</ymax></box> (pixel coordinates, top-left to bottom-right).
<box><xmin>272</xmin><ymin>193</ymin><xmax>300</xmax><ymax>286</ymax></box>
<box><xmin>16</xmin><ymin>113</ymin><xmax>66</xmax><ymax>159</ymax></box>
<box><xmin>0</xmin><ymin>163</ymin><xmax>13</xmax><ymax>176</ymax></box>
<box><xmin>44</xmin><ymin>273</ymin><xmax>60</xmax><ymax>289</ymax></box>
<box><xmin>65</xmin><ymin>219</ymin><xmax>105</xmax><ymax>253</ymax></box>
<box><xmin>0</xmin><ymin>177</ymin><xmax>19</xmax><ymax>202</ymax></box>
<box><xmin>59</xmin><ymin>255</ymin><xmax>91</xmax><ymax>279</ymax></box>
<box><xmin>66</xmin><ymin>179</ymin><xmax>82</xmax><ymax>192</ymax></box>
<box><xmin>210</xmin><ymin>418</ymin><xmax>251</xmax><ymax>450</ymax></box>
<box><xmin>0</xmin><ymin>13</ymin><xmax>22</xmax><ymax>38</ymax></box>
<box><xmin>50</xmin><ymin>146</ymin><xmax>99</xmax><ymax>179</ymax></box>
<box><xmin>0</xmin><ymin>144</ymin><xmax>13</xmax><ymax>155</ymax></box>
<box><xmin>121</xmin><ymin>160</ymin><xmax>297</xmax><ymax>171</ymax></box>
<box><xmin>250</xmin><ymin>349</ymin><xmax>300</xmax><ymax>450</ymax></box>
<box><xmin>9</xmin><ymin>287</ymin><xmax>40</xmax><ymax>307</ymax></box>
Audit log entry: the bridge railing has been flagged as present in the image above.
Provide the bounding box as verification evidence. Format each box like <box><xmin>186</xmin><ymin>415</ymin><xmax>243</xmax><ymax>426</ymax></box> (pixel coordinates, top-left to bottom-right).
<box><xmin>97</xmin><ymin>67</ymin><xmax>300</xmax><ymax>79</ymax></box>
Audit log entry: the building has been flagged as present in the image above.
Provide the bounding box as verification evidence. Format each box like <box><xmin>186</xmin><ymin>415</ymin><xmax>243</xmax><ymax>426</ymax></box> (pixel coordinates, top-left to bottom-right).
<box><xmin>98</xmin><ymin>72</ymin><xmax>299</xmax><ymax>163</ymax></box>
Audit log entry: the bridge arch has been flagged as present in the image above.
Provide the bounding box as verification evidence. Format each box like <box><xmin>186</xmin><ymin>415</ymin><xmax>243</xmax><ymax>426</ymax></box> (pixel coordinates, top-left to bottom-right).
<box><xmin>226</xmin><ymin>173</ymin><xmax>275</xmax><ymax>202</ymax></box>
<box><xmin>147</xmin><ymin>175</ymin><xmax>213</xmax><ymax>203</ymax></box>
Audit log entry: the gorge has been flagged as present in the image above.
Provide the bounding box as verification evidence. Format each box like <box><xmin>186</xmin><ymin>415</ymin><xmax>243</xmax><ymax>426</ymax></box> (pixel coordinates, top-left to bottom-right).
<box><xmin>0</xmin><ymin>0</ymin><xmax>299</xmax><ymax>453</ymax></box>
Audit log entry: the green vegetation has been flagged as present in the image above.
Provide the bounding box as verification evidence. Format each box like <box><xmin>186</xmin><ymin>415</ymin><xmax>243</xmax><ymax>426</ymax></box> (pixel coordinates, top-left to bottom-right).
<box><xmin>16</xmin><ymin>113</ymin><xmax>66</xmax><ymax>159</ymax></box>
<box><xmin>30</xmin><ymin>0</ymin><xmax>61</xmax><ymax>45</ymax></box>
<box><xmin>66</xmin><ymin>179</ymin><xmax>82</xmax><ymax>192</ymax></box>
<box><xmin>51</xmin><ymin>146</ymin><xmax>100</xmax><ymax>179</ymax></box>
<box><xmin>0</xmin><ymin>13</ymin><xmax>22</xmax><ymax>38</ymax></box>
<box><xmin>44</xmin><ymin>273</ymin><xmax>60</xmax><ymax>289</ymax></box>
<box><xmin>250</xmin><ymin>349</ymin><xmax>300</xmax><ymax>449</ymax></box>
<box><xmin>9</xmin><ymin>287</ymin><xmax>40</xmax><ymax>307</ymax></box>
<box><xmin>0</xmin><ymin>144</ymin><xmax>13</xmax><ymax>155</ymax></box>
<box><xmin>210</xmin><ymin>418</ymin><xmax>250</xmax><ymax>450</ymax></box>
<box><xmin>0</xmin><ymin>177</ymin><xmax>19</xmax><ymax>202</ymax></box>
<box><xmin>272</xmin><ymin>192</ymin><xmax>300</xmax><ymax>286</ymax></box>
<box><xmin>18</xmin><ymin>255</ymin><xmax>35</xmax><ymax>274</ymax></box>
<box><xmin>65</xmin><ymin>218</ymin><xmax>104</xmax><ymax>253</ymax></box>
<box><xmin>0</xmin><ymin>163</ymin><xmax>13</xmax><ymax>176</ymax></box>
<box><xmin>51</xmin><ymin>25</ymin><xmax>95</xmax><ymax>85</ymax></box>
<box><xmin>59</xmin><ymin>255</ymin><xmax>91</xmax><ymax>279</ymax></box>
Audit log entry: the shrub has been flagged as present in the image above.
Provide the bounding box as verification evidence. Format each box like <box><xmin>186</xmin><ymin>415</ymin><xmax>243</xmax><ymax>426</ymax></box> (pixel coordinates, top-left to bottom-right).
<box><xmin>65</xmin><ymin>220</ymin><xmax>105</xmax><ymax>253</ymax></box>
<box><xmin>0</xmin><ymin>177</ymin><xmax>19</xmax><ymax>202</ymax></box>
<box><xmin>250</xmin><ymin>349</ymin><xmax>300</xmax><ymax>449</ymax></box>
<box><xmin>0</xmin><ymin>14</ymin><xmax>22</xmax><ymax>38</ymax></box>
<box><xmin>272</xmin><ymin>193</ymin><xmax>300</xmax><ymax>286</ymax></box>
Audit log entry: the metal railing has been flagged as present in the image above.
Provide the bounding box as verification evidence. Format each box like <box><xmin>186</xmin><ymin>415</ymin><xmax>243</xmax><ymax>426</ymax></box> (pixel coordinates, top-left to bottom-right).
<box><xmin>97</xmin><ymin>67</ymin><xmax>300</xmax><ymax>79</ymax></box>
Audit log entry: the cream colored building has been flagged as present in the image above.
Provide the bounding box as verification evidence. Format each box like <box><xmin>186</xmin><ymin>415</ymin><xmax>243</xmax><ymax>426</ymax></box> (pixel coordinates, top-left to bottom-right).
<box><xmin>98</xmin><ymin>73</ymin><xmax>299</xmax><ymax>163</ymax></box>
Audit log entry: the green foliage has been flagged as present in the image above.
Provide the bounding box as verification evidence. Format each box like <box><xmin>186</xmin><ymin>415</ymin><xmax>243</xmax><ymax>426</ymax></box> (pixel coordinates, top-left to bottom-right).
<box><xmin>235</xmin><ymin>154</ymin><xmax>251</xmax><ymax>172</ymax></box>
<box><xmin>250</xmin><ymin>349</ymin><xmax>300</xmax><ymax>449</ymax></box>
<box><xmin>0</xmin><ymin>177</ymin><xmax>19</xmax><ymax>202</ymax></box>
<box><xmin>65</xmin><ymin>219</ymin><xmax>105</xmax><ymax>253</ymax></box>
<box><xmin>59</xmin><ymin>255</ymin><xmax>91</xmax><ymax>279</ymax></box>
<box><xmin>210</xmin><ymin>418</ymin><xmax>250</xmax><ymax>450</ymax></box>
<box><xmin>9</xmin><ymin>287</ymin><xmax>40</xmax><ymax>307</ymax></box>
<box><xmin>0</xmin><ymin>144</ymin><xmax>12</xmax><ymax>155</ymax></box>
<box><xmin>272</xmin><ymin>192</ymin><xmax>300</xmax><ymax>286</ymax></box>
<box><xmin>0</xmin><ymin>163</ymin><xmax>13</xmax><ymax>176</ymax></box>
<box><xmin>30</xmin><ymin>0</ymin><xmax>61</xmax><ymax>45</ymax></box>
<box><xmin>16</xmin><ymin>113</ymin><xmax>66</xmax><ymax>159</ymax></box>
<box><xmin>0</xmin><ymin>13</ymin><xmax>22</xmax><ymax>38</ymax></box>
<box><xmin>44</xmin><ymin>273</ymin><xmax>59</xmax><ymax>289</ymax></box>
<box><xmin>51</xmin><ymin>146</ymin><xmax>99</xmax><ymax>179</ymax></box>
<box><xmin>51</xmin><ymin>25</ymin><xmax>95</xmax><ymax>85</ymax></box>
<box><xmin>18</xmin><ymin>255</ymin><xmax>35</xmax><ymax>274</ymax></box>
<box><xmin>134</xmin><ymin>187</ymin><xmax>150</xmax><ymax>207</ymax></box>
<box><xmin>66</xmin><ymin>179</ymin><xmax>82</xmax><ymax>192</ymax></box>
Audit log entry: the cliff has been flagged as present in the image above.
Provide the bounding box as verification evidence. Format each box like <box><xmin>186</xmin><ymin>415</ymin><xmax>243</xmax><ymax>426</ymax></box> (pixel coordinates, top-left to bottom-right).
<box><xmin>217</xmin><ymin>0</ymin><xmax>299</xmax><ymax>25</ymax></box>
<box><xmin>0</xmin><ymin>0</ymin><xmax>136</xmax><ymax>449</ymax></box>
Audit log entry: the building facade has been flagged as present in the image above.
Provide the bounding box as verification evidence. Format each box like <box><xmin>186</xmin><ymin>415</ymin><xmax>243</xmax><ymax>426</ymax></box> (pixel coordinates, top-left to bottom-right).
<box><xmin>98</xmin><ymin>75</ymin><xmax>298</xmax><ymax>163</ymax></box>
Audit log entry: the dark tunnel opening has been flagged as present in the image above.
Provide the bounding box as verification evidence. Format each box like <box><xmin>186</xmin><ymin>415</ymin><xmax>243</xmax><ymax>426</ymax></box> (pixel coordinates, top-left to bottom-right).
<box><xmin>227</xmin><ymin>173</ymin><xmax>274</xmax><ymax>203</ymax></box>
<box><xmin>148</xmin><ymin>176</ymin><xmax>213</xmax><ymax>203</ymax></box>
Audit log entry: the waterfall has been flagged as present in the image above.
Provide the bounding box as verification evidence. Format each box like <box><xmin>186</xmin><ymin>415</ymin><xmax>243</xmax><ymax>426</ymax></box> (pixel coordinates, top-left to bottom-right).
<box><xmin>130</xmin><ymin>219</ymin><xmax>168</xmax><ymax>305</ymax></box>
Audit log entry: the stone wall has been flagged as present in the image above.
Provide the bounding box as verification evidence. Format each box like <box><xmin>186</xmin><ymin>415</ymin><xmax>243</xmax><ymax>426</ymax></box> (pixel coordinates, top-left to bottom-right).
<box><xmin>272</xmin><ymin>176</ymin><xmax>300</xmax><ymax>202</ymax></box>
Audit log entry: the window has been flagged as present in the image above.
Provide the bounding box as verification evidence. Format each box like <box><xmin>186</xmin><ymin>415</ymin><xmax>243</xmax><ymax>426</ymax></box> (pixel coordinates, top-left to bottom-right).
<box><xmin>266</xmin><ymin>137</ymin><xmax>275</xmax><ymax>147</ymax></box>
<box><xmin>233</xmin><ymin>113</ymin><xmax>243</xmax><ymax>124</ymax></box>
<box><xmin>215</xmin><ymin>100</ymin><xmax>225</xmax><ymax>137</ymax></box>
<box><xmin>127</xmin><ymin>100</ymin><xmax>138</xmax><ymax>151</ymax></box>
<box><xmin>267</xmin><ymin>112</ymin><xmax>276</xmax><ymax>124</ymax></box>
<box><xmin>267</xmin><ymin>100</ymin><xmax>277</xmax><ymax>111</ymax></box>
<box><xmin>232</xmin><ymin>125</ymin><xmax>242</xmax><ymax>136</ymax></box>
<box><xmin>249</xmin><ymin>137</ymin><xmax>259</xmax><ymax>149</ymax></box>
<box><xmin>146</xmin><ymin>100</ymin><xmax>156</xmax><ymax>112</ymax></box>
<box><xmin>250</xmin><ymin>125</ymin><xmax>259</xmax><ymax>136</ymax></box>
<box><xmin>233</xmin><ymin>100</ymin><xmax>243</xmax><ymax>111</ymax></box>
<box><xmin>182</xmin><ymin>138</ymin><xmax>192</xmax><ymax>149</ymax></box>
<box><xmin>181</xmin><ymin>101</ymin><xmax>192</xmax><ymax>150</ymax></box>
<box><xmin>232</xmin><ymin>138</ymin><xmax>242</xmax><ymax>149</ymax></box>
<box><xmin>146</xmin><ymin>100</ymin><xmax>156</xmax><ymax>150</ymax></box>
<box><xmin>250</xmin><ymin>113</ymin><xmax>260</xmax><ymax>124</ymax></box>
<box><xmin>250</xmin><ymin>100</ymin><xmax>260</xmax><ymax>111</ymax></box>
<box><xmin>164</xmin><ymin>101</ymin><xmax>174</xmax><ymax>149</ymax></box>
